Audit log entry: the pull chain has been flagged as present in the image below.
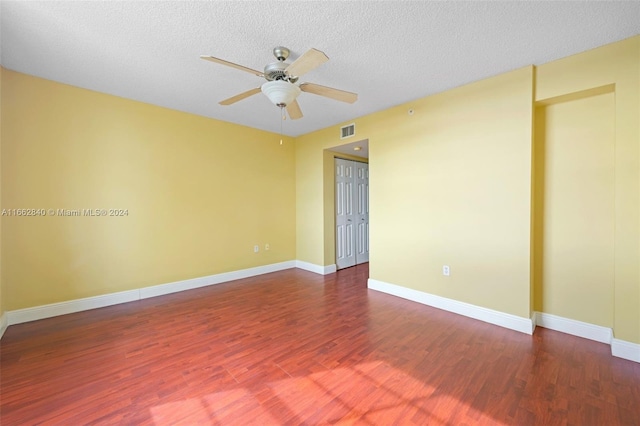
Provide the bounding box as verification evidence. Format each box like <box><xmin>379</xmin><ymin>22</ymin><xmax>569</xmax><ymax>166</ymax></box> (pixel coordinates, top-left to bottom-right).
<box><xmin>279</xmin><ymin>105</ymin><xmax>285</xmax><ymax>145</ymax></box>
<box><xmin>280</xmin><ymin>105</ymin><xmax>287</xmax><ymax>145</ymax></box>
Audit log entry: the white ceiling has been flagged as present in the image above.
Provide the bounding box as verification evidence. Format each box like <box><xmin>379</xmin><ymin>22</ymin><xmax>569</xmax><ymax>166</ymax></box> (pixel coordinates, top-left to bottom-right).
<box><xmin>1</xmin><ymin>1</ymin><xmax>639</xmax><ymax>137</ymax></box>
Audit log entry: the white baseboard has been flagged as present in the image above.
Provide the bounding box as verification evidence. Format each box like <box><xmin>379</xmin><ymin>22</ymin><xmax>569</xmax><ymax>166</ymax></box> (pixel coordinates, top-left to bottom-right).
<box><xmin>533</xmin><ymin>312</ymin><xmax>612</xmax><ymax>344</ymax></box>
<box><xmin>368</xmin><ymin>278</ymin><xmax>534</xmax><ymax>335</ymax></box>
<box><xmin>367</xmin><ymin>280</ymin><xmax>639</xmax><ymax>364</ymax></box>
<box><xmin>4</xmin><ymin>265</ymin><xmax>638</xmax><ymax>365</ymax></box>
<box><xmin>611</xmin><ymin>338</ymin><xmax>640</xmax><ymax>363</ymax></box>
<box><xmin>295</xmin><ymin>260</ymin><xmax>337</xmax><ymax>275</ymax></box>
<box><xmin>533</xmin><ymin>311</ymin><xmax>639</xmax><ymax>363</ymax></box>
<box><xmin>6</xmin><ymin>261</ymin><xmax>296</xmax><ymax>327</ymax></box>
<box><xmin>0</xmin><ymin>312</ymin><xmax>8</xmax><ymax>339</ymax></box>
<box><xmin>139</xmin><ymin>261</ymin><xmax>296</xmax><ymax>299</ymax></box>
<box><xmin>7</xmin><ymin>289</ymin><xmax>140</xmax><ymax>326</ymax></box>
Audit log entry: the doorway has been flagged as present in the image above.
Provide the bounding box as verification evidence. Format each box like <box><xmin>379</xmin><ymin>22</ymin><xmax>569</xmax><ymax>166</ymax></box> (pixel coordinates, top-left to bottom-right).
<box><xmin>336</xmin><ymin>158</ymin><xmax>369</xmax><ymax>269</ymax></box>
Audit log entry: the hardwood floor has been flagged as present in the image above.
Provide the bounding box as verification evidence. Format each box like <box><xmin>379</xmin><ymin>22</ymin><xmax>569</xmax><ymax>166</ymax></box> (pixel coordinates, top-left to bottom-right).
<box><xmin>1</xmin><ymin>264</ymin><xmax>639</xmax><ymax>425</ymax></box>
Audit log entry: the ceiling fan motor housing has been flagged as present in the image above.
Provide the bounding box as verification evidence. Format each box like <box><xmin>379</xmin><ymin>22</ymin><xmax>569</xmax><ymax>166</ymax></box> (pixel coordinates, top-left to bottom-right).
<box><xmin>264</xmin><ymin>61</ymin><xmax>288</xmax><ymax>81</ymax></box>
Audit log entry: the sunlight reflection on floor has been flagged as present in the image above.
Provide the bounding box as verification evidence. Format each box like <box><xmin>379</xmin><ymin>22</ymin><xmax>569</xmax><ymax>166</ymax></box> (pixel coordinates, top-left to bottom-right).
<box><xmin>150</xmin><ymin>361</ymin><xmax>505</xmax><ymax>424</ymax></box>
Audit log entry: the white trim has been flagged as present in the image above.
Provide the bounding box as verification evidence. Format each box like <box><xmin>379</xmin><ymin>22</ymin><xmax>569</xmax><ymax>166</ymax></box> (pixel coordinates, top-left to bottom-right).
<box><xmin>295</xmin><ymin>261</ymin><xmax>337</xmax><ymax>275</ymax></box>
<box><xmin>611</xmin><ymin>339</ymin><xmax>640</xmax><ymax>363</ymax></box>
<box><xmin>4</xmin><ymin>266</ymin><xmax>638</xmax><ymax>364</ymax></box>
<box><xmin>368</xmin><ymin>279</ymin><xmax>534</xmax><ymax>335</ymax></box>
<box><xmin>367</xmin><ymin>280</ymin><xmax>640</xmax><ymax>364</ymax></box>
<box><xmin>8</xmin><ymin>290</ymin><xmax>139</xmax><ymax>326</ymax></box>
<box><xmin>324</xmin><ymin>264</ymin><xmax>337</xmax><ymax>274</ymax></box>
<box><xmin>0</xmin><ymin>312</ymin><xmax>8</xmax><ymax>339</ymax></box>
<box><xmin>534</xmin><ymin>312</ymin><xmax>640</xmax><ymax>363</ymax></box>
<box><xmin>139</xmin><ymin>261</ymin><xmax>295</xmax><ymax>299</ymax></box>
<box><xmin>531</xmin><ymin>312</ymin><xmax>538</xmax><ymax>334</ymax></box>
<box><xmin>533</xmin><ymin>312</ymin><xmax>612</xmax><ymax>344</ymax></box>
<box><xmin>6</xmin><ymin>261</ymin><xmax>296</xmax><ymax>327</ymax></box>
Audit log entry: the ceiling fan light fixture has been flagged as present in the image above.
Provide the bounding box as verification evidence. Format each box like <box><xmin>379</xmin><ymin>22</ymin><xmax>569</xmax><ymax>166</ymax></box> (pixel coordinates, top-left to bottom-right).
<box><xmin>261</xmin><ymin>80</ymin><xmax>301</xmax><ymax>107</ymax></box>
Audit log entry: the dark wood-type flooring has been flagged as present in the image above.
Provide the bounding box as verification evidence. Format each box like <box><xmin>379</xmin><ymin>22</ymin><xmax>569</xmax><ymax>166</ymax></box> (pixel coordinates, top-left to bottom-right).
<box><xmin>1</xmin><ymin>264</ymin><xmax>639</xmax><ymax>425</ymax></box>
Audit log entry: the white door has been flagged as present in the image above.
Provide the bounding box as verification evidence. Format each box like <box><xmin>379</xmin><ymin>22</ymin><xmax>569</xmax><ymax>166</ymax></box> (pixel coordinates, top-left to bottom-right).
<box><xmin>355</xmin><ymin>162</ymin><xmax>369</xmax><ymax>264</ymax></box>
<box><xmin>336</xmin><ymin>158</ymin><xmax>369</xmax><ymax>269</ymax></box>
<box><xmin>336</xmin><ymin>159</ymin><xmax>356</xmax><ymax>269</ymax></box>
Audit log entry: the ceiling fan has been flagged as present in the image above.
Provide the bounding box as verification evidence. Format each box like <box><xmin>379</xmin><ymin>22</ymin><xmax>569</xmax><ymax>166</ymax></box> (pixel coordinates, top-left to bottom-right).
<box><xmin>200</xmin><ymin>47</ymin><xmax>358</xmax><ymax>120</ymax></box>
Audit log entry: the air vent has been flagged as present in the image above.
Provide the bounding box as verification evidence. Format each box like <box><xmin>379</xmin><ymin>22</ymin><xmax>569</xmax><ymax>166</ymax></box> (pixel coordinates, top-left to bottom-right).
<box><xmin>340</xmin><ymin>123</ymin><xmax>355</xmax><ymax>139</ymax></box>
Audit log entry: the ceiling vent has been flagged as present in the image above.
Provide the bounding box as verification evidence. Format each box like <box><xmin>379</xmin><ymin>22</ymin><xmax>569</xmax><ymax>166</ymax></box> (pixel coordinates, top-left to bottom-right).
<box><xmin>340</xmin><ymin>123</ymin><xmax>355</xmax><ymax>139</ymax></box>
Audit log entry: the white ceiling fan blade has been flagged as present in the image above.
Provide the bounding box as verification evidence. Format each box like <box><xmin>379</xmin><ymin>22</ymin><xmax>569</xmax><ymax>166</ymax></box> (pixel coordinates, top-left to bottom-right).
<box><xmin>219</xmin><ymin>87</ymin><xmax>262</xmax><ymax>105</ymax></box>
<box><xmin>287</xmin><ymin>100</ymin><xmax>303</xmax><ymax>120</ymax></box>
<box><xmin>285</xmin><ymin>48</ymin><xmax>329</xmax><ymax>78</ymax></box>
<box><xmin>300</xmin><ymin>83</ymin><xmax>358</xmax><ymax>104</ymax></box>
<box><xmin>200</xmin><ymin>55</ymin><xmax>263</xmax><ymax>77</ymax></box>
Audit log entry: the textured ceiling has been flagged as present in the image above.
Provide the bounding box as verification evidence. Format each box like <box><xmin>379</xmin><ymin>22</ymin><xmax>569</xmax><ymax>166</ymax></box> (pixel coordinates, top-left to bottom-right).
<box><xmin>1</xmin><ymin>1</ymin><xmax>639</xmax><ymax>137</ymax></box>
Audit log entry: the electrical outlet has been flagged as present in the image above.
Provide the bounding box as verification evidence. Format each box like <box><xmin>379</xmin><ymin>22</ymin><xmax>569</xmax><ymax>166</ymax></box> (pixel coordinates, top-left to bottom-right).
<box><xmin>265</xmin><ymin>243</ymin><xmax>270</xmax><ymax>251</ymax></box>
<box><xmin>254</xmin><ymin>245</ymin><xmax>259</xmax><ymax>253</ymax></box>
<box><xmin>442</xmin><ymin>265</ymin><xmax>450</xmax><ymax>276</ymax></box>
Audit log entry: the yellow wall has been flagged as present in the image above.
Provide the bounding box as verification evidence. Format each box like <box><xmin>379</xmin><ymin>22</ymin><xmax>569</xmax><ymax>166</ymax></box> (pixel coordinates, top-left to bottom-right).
<box><xmin>373</xmin><ymin>68</ymin><xmax>534</xmax><ymax>318</ymax></box>
<box><xmin>1</xmin><ymin>70</ymin><xmax>296</xmax><ymax>310</ymax></box>
<box><xmin>296</xmin><ymin>36</ymin><xmax>640</xmax><ymax>344</ymax></box>
<box><xmin>534</xmin><ymin>91</ymin><xmax>615</xmax><ymax>328</ymax></box>
<box><xmin>297</xmin><ymin>67</ymin><xmax>535</xmax><ymax>318</ymax></box>
<box><xmin>534</xmin><ymin>36</ymin><xmax>640</xmax><ymax>343</ymax></box>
